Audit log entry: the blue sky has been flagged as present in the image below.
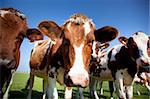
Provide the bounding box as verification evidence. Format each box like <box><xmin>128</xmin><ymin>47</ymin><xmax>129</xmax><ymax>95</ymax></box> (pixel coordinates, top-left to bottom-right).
<box><xmin>0</xmin><ymin>0</ymin><xmax>149</xmax><ymax>72</ymax></box>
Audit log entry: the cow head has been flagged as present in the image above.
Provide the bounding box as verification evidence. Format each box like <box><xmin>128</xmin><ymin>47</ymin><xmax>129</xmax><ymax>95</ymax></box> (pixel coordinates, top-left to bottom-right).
<box><xmin>119</xmin><ymin>32</ymin><xmax>150</xmax><ymax>67</ymax></box>
<box><xmin>0</xmin><ymin>8</ymin><xmax>43</xmax><ymax>96</ymax></box>
<box><xmin>38</xmin><ymin>14</ymin><xmax>118</xmax><ymax>87</ymax></box>
<box><xmin>0</xmin><ymin>8</ymin><xmax>43</xmax><ymax>69</ymax></box>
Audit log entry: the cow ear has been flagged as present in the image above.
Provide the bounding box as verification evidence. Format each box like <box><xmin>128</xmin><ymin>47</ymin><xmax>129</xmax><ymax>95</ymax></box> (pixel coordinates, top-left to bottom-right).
<box><xmin>38</xmin><ymin>21</ymin><xmax>63</xmax><ymax>41</ymax></box>
<box><xmin>118</xmin><ymin>36</ymin><xmax>128</xmax><ymax>45</ymax></box>
<box><xmin>26</xmin><ymin>28</ymin><xmax>44</xmax><ymax>42</ymax></box>
<box><xmin>94</xmin><ymin>26</ymin><xmax>119</xmax><ymax>42</ymax></box>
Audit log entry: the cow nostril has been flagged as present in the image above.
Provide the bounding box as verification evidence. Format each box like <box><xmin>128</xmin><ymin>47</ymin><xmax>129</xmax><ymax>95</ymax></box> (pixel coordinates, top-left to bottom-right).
<box><xmin>64</xmin><ymin>75</ymin><xmax>73</xmax><ymax>87</ymax></box>
<box><xmin>85</xmin><ymin>77</ymin><xmax>89</xmax><ymax>81</ymax></box>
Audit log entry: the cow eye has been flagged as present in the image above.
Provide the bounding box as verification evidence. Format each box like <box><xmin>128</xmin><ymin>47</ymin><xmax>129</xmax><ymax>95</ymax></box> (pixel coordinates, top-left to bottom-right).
<box><xmin>87</xmin><ymin>42</ymin><xmax>92</xmax><ymax>47</ymax></box>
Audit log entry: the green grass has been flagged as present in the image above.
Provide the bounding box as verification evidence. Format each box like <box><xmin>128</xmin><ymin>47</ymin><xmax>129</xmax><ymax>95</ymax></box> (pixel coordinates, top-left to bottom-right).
<box><xmin>8</xmin><ymin>72</ymin><xmax>150</xmax><ymax>99</ymax></box>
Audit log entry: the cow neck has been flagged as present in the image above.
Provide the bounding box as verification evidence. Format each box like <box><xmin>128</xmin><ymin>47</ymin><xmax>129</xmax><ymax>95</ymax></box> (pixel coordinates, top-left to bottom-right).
<box><xmin>39</xmin><ymin>40</ymin><xmax>53</xmax><ymax>70</ymax></box>
<box><xmin>48</xmin><ymin>36</ymin><xmax>65</xmax><ymax>74</ymax></box>
<box><xmin>121</xmin><ymin>46</ymin><xmax>139</xmax><ymax>77</ymax></box>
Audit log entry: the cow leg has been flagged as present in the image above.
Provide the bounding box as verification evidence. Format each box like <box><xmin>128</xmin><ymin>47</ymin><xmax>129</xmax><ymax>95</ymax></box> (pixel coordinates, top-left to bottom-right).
<box><xmin>145</xmin><ymin>82</ymin><xmax>150</xmax><ymax>91</ymax></box>
<box><xmin>125</xmin><ymin>85</ymin><xmax>133</xmax><ymax>99</ymax></box>
<box><xmin>47</xmin><ymin>77</ymin><xmax>58</xmax><ymax>99</ymax></box>
<box><xmin>27</xmin><ymin>73</ymin><xmax>34</xmax><ymax>99</ymax></box>
<box><xmin>65</xmin><ymin>87</ymin><xmax>72</xmax><ymax>99</ymax></box>
<box><xmin>109</xmin><ymin>81</ymin><xmax>114</xmax><ymax>99</ymax></box>
<box><xmin>89</xmin><ymin>77</ymin><xmax>99</xmax><ymax>99</ymax></box>
<box><xmin>135</xmin><ymin>83</ymin><xmax>140</xmax><ymax>95</ymax></box>
<box><xmin>99</xmin><ymin>81</ymin><xmax>103</xmax><ymax>95</ymax></box>
<box><xmin>25</xmin><ymin>77</ymin><xmax>30</xmax><ymax>90</ymax></box>
<box><xmin>42</xmin><ymin>79</ymin><xmax>48</xmax><ymax>99</ymax></box>
<box><xmin>76</xmin><ymin>87</ymin><xmax>84</xmax><ymax>99</ymax></box>
<box><xmin>3</xmin><ymin>70</ymin><xmax>15</xmax><ymax>99</ymax></box>
<box><xmin>115</xmin><ymin>72</ymin><xmax>126</xmax><ymax>99</ymax></box>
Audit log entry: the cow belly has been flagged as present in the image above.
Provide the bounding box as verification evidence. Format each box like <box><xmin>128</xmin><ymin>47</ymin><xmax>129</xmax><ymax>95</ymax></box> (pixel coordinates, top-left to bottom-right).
<box><xmin>123</xmin><ymin>69</ymin><xmax>134</xmax><ymax>85</ymax></box>
<box><xmin>92</xmin><ymin>69</ymin><xmax>114</xmax><ymax>81</ymax></box>
<box><xmin>31</xmin><ymin>69</ymin><xmax>48</xmax><ymax>79</ymax></box>
<box><xmin>56</xmin><ymin>67</ymin><xmax>65</xmax><ymax>85</ymax></box>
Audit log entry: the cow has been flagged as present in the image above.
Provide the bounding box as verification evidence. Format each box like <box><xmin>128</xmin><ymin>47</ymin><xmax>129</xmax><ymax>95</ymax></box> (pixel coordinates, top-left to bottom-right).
<box><xmin>0</xmin><ymin>8</ymin><xmax>44</xmax><ymax>98</ymax></box>
<box><xmin>89</xmin><ymin>32</ymin><xmax>150</xmax><ymax>99</ymax></box>
<box><xmin>25</xmin><ymin>13</ymin><xmax>119</xmax><ymax>99</ymax></box>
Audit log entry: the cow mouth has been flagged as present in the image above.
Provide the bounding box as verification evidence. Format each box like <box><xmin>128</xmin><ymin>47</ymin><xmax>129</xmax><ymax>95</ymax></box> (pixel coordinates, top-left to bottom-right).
<box><xmin>64</xmin><ymin>73</ymin><xmax>89</xmax><ymax>87</ymax></box>
<box><xmin>136</xmin><ymin>58</ymin><xmax>150</xmax><ymax>67</ymax></box>
<box><xmin>0</xmin><ymin>59</ymin><xmax>16</xmax><ymax>69</ymax></box>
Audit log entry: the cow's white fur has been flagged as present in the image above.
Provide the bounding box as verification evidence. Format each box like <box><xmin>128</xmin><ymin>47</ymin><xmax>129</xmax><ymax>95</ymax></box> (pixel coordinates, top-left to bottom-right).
<box><xmin>91</xmin><ymin>41</ymin><xmax>97</xmax><ymax>58</ymax></box>
<box><xmin>83</xmin><ymin>21</ymin><xmax>91</xmax><ymax>37</ymax></box>
<box><xmin>0</xmin><ymin>10</ymin><xmax>26</xmax><ymax>19</ymax></box>
<box><xmin>65</xmin><ymin>87</ymin><xmax>72</xmax><ymax>99</ymax></box>
<box><xmin>68</xmin><ymin>44</ymin><xmax>89</xmax><ymax>87</ymax></box>
<box><xmin>0</xmin><ymin>10</ymin><xmax>10</xmax><ymax>18</ymax></box>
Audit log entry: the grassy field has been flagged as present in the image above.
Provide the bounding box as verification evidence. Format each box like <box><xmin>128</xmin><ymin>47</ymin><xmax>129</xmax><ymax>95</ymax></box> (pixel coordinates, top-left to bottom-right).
<box><xmin>8</xmin><ymin>72</ymin><xmax>149</xmax><ymax>99</ymax></box>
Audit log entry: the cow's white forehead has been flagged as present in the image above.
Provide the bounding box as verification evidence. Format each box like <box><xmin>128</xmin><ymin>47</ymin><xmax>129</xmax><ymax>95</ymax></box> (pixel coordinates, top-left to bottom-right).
<box><xmin>0</xmin><ymin>9</ymin><xmax>26</xmax><ymax>19</ymax></box>
<box><xmin>132</xmin><ymin>32</ymin><xmax>149</xmax><ymax>48</ymax></box>
<box><xmin>133</xmin><ymin>32</ymin><xmax>149</xmax><ymax>41</ymax></box>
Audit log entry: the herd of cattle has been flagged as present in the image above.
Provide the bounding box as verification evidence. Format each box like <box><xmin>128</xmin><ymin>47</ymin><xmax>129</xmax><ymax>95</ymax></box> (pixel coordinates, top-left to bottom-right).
<box><xmin>0</xmin><ymin>8</ymin><xmax>150</xmax><ymax>99</ymax></box>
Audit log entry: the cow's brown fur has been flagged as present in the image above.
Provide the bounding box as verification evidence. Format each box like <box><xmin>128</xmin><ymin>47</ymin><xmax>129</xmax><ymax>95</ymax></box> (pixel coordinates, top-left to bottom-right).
<box><xmin>0</xmin><ymin>8</ymin><xmax>43</xmax><ymax>98</ymax></box>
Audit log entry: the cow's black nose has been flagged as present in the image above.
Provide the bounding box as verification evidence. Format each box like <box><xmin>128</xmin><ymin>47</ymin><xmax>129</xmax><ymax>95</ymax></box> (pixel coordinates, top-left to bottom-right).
<box><xmin>64</xmin><ymin>74</ymin><xmax>73</xmax><ymax>87</ymax></box>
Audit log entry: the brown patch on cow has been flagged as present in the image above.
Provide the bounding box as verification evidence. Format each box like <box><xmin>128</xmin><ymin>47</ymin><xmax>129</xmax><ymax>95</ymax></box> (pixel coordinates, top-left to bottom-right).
<box><xmin>83</xmin><ymin>42</ymin><xmax>93</xmax><ymax>70</ymax></box>
<box><xmin>38</xmin><ymin>21</ymin><xmax>63</xmax><ymax>41</ymax></box>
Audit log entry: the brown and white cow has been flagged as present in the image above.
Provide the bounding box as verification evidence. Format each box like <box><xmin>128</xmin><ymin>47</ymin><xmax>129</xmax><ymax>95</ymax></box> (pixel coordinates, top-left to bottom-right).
<box><xmin>0</xmin><ymin>8</ymin><xmax>43</xmax><ymax>98</ymax></box>
<box><xmin>90</xmin><ymin>32</ymin><xmax>150</xmax><ymax>99</ymax></box>
<box><xmin>25</xmin><ymin>14</ymin><xmax>119</xmax><ymax>99</ymax></box>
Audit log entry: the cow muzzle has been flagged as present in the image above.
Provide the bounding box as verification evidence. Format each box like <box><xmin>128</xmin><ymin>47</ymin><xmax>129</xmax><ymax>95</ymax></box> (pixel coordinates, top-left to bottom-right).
<box><xmin>0</xmin><ymin>59</ymin><xmax>16</xmax><ymax>69</ymax></box>
<box><xmin>137</xmin><ymin>57</ymin><xmax>150</xmax><ymax>66</ymax></box>
<box><xmin>65</xmin><ymin>70</ymin><xmax>89</xmax><ymax>87</ymax></box>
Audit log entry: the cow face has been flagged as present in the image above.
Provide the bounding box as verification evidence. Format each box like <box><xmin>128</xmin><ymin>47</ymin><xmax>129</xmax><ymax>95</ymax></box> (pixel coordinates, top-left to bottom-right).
<box><xmin>38</xmin><ymin>14</ymin><xmax>118</xmax><ymax>87</ymax></box>
<box><xmin>119</xmin><ymin>32</ymin><xmax>150</xmax><ymax>67</ymax></box>
<box><xmin>0</xmin><ymin>8</ymin><xmax>43</xmax><ymax>69</ymax></box>
<box><xmin>0</xmin><ymin>8</ymin><xmax>43</xmax><ymax>96</ymax></box>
